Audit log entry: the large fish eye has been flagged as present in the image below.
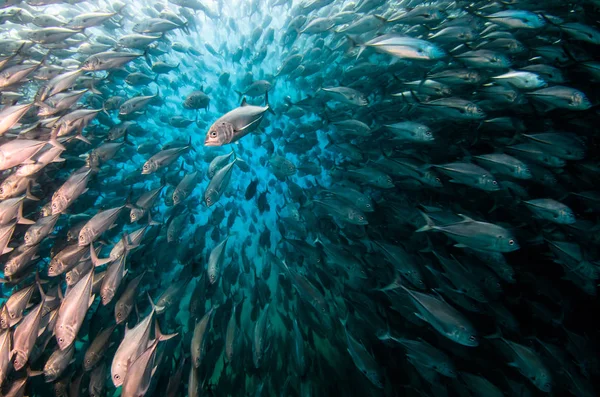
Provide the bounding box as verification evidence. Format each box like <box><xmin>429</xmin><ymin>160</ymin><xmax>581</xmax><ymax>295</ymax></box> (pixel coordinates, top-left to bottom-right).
<box><xmin>509</xmin><ymin>240</ymin><xmax>515</xmax><ymax>245</ymax></box>
<box><xmin>114</xmin><ymin>374</ymin><xmax>120</xmax><ymax>380</ymax></box>
<box><xmin>210</xmin><ymin>131</ymin><xmax>217</xmax><ymax>137</ymax></box>
<box><xmin>492</xmin><ymin>181</ymin><xmax>498</xmax><ymax>185</ymax></box>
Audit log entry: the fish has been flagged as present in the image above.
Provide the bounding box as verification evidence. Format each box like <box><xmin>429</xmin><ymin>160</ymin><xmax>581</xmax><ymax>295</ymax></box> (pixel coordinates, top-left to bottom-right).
<box><xmin>400</xmin><ymin>285</ymin><xmax>479</xmax><ymax>347</ymax></box>
<box><xmin>417</xmin><ymin>212</ymin><xmax>519</xmax><ymax>252</ymax></box>
<box><xmin>83</xmin><ymin>324</ymin><xmax>116</xmax><ymax>371</ymax></box>
<box><xmin>207</xmin><ymin>236</ymin><xmax>229</xmax><ymax>284</ymax></box>
<box><xmin>204</xmin><ymin>159</ymin><xmax>237</xmax><ymax>207</ymax></box>
<box><xmin>55</xmin><ymin>269</ymin><xmax>95</xmax><ymax>350</ymax></box>
<box><xmin>191</xmin><ymin>305</ymin><xmax>216</xmax><ymax>368</ymax></box>
<box><xmin>204</xmin><ymin>96</ymin><xmax>272</xmax><ymax>146</ymax></box>
<box><xmin>252</xmin><ymin>303</ymin><xmax>270</xmax><ymax>369</ymax></box>
<box><xmin>11</xmin><ymin>283</ymin><xmax>46</xmax><ymax>371</ymax></box>
<box><xmin>111</xmin><ymin>298</ymin><xmax>161</xmax><ymax>387</ymax></box>
<box><xmin>341</xmin><ymin>318</ymin><xmax>383</xmax><ymax>388</ymax></box>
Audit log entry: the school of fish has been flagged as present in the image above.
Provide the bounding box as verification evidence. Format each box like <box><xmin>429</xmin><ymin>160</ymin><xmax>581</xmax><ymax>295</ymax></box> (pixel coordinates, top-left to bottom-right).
<box><xmin>0</xmin><ymin>0</ymin><xmax>600</xmax><ymax>396</ymax></box>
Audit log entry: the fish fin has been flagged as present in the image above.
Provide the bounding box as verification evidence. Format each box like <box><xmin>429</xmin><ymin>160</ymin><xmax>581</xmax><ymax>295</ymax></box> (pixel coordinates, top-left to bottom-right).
<box><xmin>415</xmin><ymin>210</ymin><xmax>435</xmax><ymax>232</ymax></box>
<box><xmin>240</xmin><ymin>97</ymin><xmax>248</xmax><ymax>107</ymax></box>
<box><xmin>155</xmin><ymin>318</ymin><xmax>178</xmax><ymax>341</ymax></box>
<box><xmin>75</xmin><ymin>134</ymin><xmax>92</xmax><ymax>145</ymax></box>
<box><xmin>147</xmin><ymin>212</ymin><xmax>160</xmax><ymax>226</ymax></box>
<box><xmin>25</xmin><ymin>183</ymin><xmax>40</xmax><ymax>201</ymax></box>
<box><xmin>345</xmin><ymin>35</ymin><xmax>365</xmax><ymax>59</ymax></box>
<box><xmin>89</xmin><ymin>294</ymin><xmax>95</xmax><ymax>308</ymax></box>
<box><xmin>147</xmin><ymin>292</ymin><xmax>165</xmax><ymax>314</ymax></box>
<box><xmin>413</xmin><ymin>312</ymin><xmax>426</xmax><ymax>322</ymax></box>
<box><xmin>90</xmin><ymin>243</ymin><xmax>111</xmax><ymax>267</ymax></box>
<box><xmin>27</xmin><ymin>367</ymin><xmax>43</xmax><ymax>377</ymax></box>
<box><xmin>265</xmin><ymin>91</ymin><xmax>275</xmax><ymax>114</ymax></box>
<box><xmin>17</xmin><ymin>202</ymin><xmax>35</xmax><ymax>225</ymax></box>
<box><xmin>457</xmin><ymin>214</ymin><xmax>475</xmax><ymax>222</ymax></box>
<box><xmin>454</xmin><ymin>244</ymin><xmax>468</xmax><ymax>248</ymax></box>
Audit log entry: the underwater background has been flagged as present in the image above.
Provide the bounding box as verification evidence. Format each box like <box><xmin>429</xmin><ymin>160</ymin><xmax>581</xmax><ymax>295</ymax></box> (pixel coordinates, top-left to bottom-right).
<box><xmin>1</xmin><ymin>0</ymin><xmax>600</xmax><ymax>396</ymax></box>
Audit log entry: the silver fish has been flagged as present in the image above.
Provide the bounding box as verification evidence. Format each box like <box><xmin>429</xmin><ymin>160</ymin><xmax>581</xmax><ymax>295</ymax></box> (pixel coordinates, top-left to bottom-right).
<box><xmin>204</xmin><ymin>97</ymin><xmax>271</xmax><ymax>146</ymax></box>
<box><xmin>55</xmin><ymin>269</ymin><xmax>94</xmax><ymax>350</ymax></box>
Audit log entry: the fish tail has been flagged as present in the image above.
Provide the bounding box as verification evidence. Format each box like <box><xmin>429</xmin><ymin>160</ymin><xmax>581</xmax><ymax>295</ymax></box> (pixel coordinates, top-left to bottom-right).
<box><xmin>155</xmin><ymin>319</ymin><xmax>178</xmax><ymax>341</ymax></box>
<box><xmin>415</xmin><ymin>210</ymin><xmax>436</xmax><ymax>232</ymax></box>
<box><xmin>265</xmin><ymin>91</ymin><xmax>275</xmax><ymax>114</ymax></box>
<box><xmin>143</xmin><ymin>47</ymin><xmax>151</xmax><ymax>68</ymax></box>
<box><xmin>345</xmin><ymin>35</ymin><xmax>365</xmax><ymax>59</ymax></box>
<box><xmin>147</xmin><ymin>292</ymin><xmax>165</xmax><ymax>314</ymax></box>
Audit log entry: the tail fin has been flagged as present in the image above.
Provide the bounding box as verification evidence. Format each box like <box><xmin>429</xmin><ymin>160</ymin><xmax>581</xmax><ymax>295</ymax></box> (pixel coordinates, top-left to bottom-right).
<box><xmin>147</xmin><ymin>292</ymin><xmax>165</xmax><ymax>314</ymax></box>
<box><xmin>155</xmin><ymin>319</ymin><xmax>178</xmax><ymax>341</ymax></box>
<box><xmin>345</xmin><ymin>35</ymin><xmax>366</xmax><ymax>59</ymax></box>
<box><xmin>143</xmin><ymin>47</ymin><xmax>151</xmax><ymax>68</ymax></box>
<box><xmin>374</xmin><ymin>272</ymin><xmax>404</xmax><ymax>292</ymax></box>
<box><xmin>265</xmin><ymin>91</ymin><xmax>275</xmax><ymax>115</ymax></box>
<box><xmin>147</xmin><ymin>212</ymin><xmax>161</xmax><ymax>226</ymax></box>
<box><xmin>415</xmin><ymin>210</ymin><xmax>436</xmax><ymax>232</ymax></box>
<box><xmin>90</xmin><ymin>242</ymin><xmax>111</xmax><ymax>267</ymax></box>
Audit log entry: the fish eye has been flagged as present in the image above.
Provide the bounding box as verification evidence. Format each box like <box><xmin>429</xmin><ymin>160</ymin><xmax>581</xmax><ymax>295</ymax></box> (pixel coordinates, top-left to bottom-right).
<box><xmin>210</xmin><ymin>131</ymin><xmax>217</xmax><ymax>137</ymax></box>
<box><xmin>509</xmin><ymin>240</ymin><xmax>515</xmax><ymax>245</ymax></box>
<box><xmin>492</xmin><ymin>181</ymin><xmax>497</xmax><ymax>185</ymax></box>
<box><xmin>58</xmin><ymin>337</ymin><xmax>64</xmax><ymax>343</ymax></box>
<box><xmin>114</xmin><ymin>374</ymin><xmax>120</xmax><ymax>380</ymax></box>
<box><xmin>469</xmin><ymin>335</ymin><xmax>476</xmax><ymax>341</ymax></box>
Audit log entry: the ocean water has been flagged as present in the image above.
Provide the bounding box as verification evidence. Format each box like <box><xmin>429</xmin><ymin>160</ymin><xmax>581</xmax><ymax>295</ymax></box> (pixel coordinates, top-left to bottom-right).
<box><xmin>1</xmin><ymin>0</ymin><xmax>600</xmax><ymax>396</ymax></box>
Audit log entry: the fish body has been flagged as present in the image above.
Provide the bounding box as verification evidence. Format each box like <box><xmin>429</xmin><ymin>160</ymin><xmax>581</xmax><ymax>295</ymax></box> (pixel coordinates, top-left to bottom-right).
<box><xmin>204</xmin><ymin>99</ymin><xmax>270</xmax><ymax>146</ymax></box>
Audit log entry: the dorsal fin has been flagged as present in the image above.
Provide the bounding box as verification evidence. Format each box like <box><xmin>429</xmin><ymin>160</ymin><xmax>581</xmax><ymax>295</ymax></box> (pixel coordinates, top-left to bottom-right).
<box><xmin>240</xmin><ymin>97</ymin><xmax>248</xmax><ymax>107</ymax></box>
